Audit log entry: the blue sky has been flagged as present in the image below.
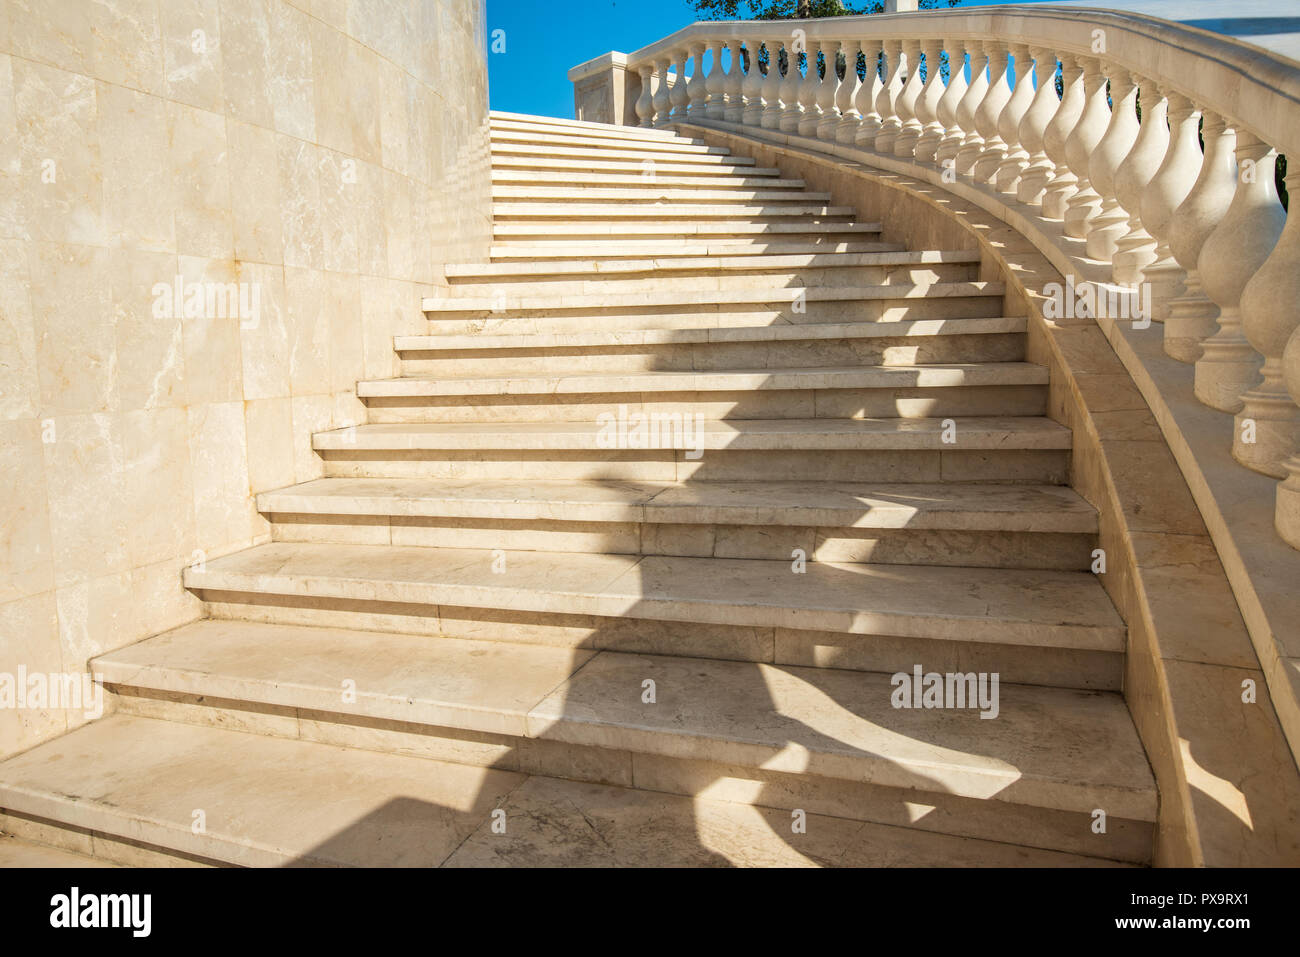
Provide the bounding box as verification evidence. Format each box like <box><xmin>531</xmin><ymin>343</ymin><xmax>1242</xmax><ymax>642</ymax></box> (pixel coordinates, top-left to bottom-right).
<box><xmin>485</xmin><ymin>0</ymin><xmax>1024</xmax><ymax>119</ymax></box>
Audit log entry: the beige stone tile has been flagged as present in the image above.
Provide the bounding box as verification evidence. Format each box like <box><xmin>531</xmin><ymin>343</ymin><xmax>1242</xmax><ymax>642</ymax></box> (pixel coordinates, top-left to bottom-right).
<box><xmin>318</xmin><ymin>148</ymin><xmax>359</xmax><ymax>273</ymax></box>
<box><xmin>169</xmin><ymin>100</ymin><xmax>232</xmax><ymax>258</ymax></box>
<box><xmin>217</xmin><ymin>0</ymin><xmax>273</xmax><ymax>128</ymax></box>
<box><xmin>187</xmin><ymin>400</ymin><xmax>251</xmax><ymax>552</ymax></box>
<box><xmin>328</xmin><ymin>270</ymin><xmax>363</xmax><ymax>392</ymax></box>
<box><xmin>0</xmin><ymin>237</ymin><xmax>39</xmax><ymax>418</ymax></box>
<box><xmin>236</xmin><ymin>261</ymin><xmax>289</xmax><ymax>400</ymax></box>
<box><xmin>56</xmin><ymin>569</ymin><xmax>139</xmax><ymax>673</ymax></box>
<box><xmin>290</xmin><ymin>393</ymin><xmax>332</xmax><ymax>483</ymax></box>
<box><xmin>121</xmin><ymin>405</ymin><xmax>196</xmax><ymax>565</ymax></box>
<box><xmin>0</xmin><ymin>56</ymin><xmax>19</xmax><ymax>241</ymax></box>
<box><xmin>13</xmin><ymin>59</ymin><xmax>104</xmax><ymax>246</ymax></box>
<box><xmin>244</xmin><ymin>397</ymin><xmax>295</xmax><ymax>494</ymax></box>
<box><xmin>277</xmin><ymin>133</ymin><xmax>322</xmax><ymax>269</ymax></box>
<box><xmin>0</xmin><ymin>592</ymin><xmax>66</xmax><ymax>757</ymax></box>
<box><xmin>97</xmin><ymin>81</ymin><xmax>173</xmax><ymax>251</ymax></box>
<box><xmin>42</xmin><ymin>412</ymin><xmax>131</xmax><ymax>587</ymax></box>
<box><xmin>227</xmin><ymin>118</ymin><xmax>282</xmax><ymax>264</ymax></box>
<box><xmin>7</xmin><ymin>0</ymin><xmax>91</xmax><ymax>74</ymax></box>
<box><xmin>284</xmin><ymin>265</ymin><xmax>330</xmax><ymax>395</ymax></box>
<box><xmin>0</xmin><ymin>419</ymin><xmax>53</xmax><ymax>603</ymax></box>
<box><xmin>267</xmin><ymin>0</ymin><xmax>314</xmax><ymax>140</ymax></box>
<box><xmin>130</xmin><ymin>557</ymin><xmax>202</xmax><ymax>638</ymax></box>
<box><xmin>0</xmin><ymin>833</ymin><xmax>116</xmax><ymax>867</ymax></box>
<box><xmin>31</xmin><ymin>241</ymin><xmax>115</xmax><ymax>415</ymax></box>
<box><xmin>112</xmin><ymin>248</ymin><xmax>186</xmax><ymax>410</ymax></box>
<box><xmin>88</xmin><ymin>0</ymin><xmax>165</xmax><ymax>95</ymax></box>
<box><xmin>160</xmin><ymin>0</ymin><xmax>223</xmax><ymax>113</ymax></box>
<box><xmin>178</xmin><ymin>255</ymin><xmax>242</xmax><ymax>403</ymax></box>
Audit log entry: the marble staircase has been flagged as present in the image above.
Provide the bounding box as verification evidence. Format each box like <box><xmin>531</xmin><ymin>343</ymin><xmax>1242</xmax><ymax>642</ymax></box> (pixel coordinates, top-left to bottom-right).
<box><xmin>0</xmin><ymin>113</ymin><xmax>1155</xmax><ymax>867</ymax></box>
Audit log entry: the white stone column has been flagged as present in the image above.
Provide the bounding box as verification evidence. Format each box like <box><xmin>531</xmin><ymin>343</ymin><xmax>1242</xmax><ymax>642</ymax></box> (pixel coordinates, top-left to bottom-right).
<box><xmin>1194</xmin><ymin>132</ymin><xmax>1284</xmax><ymax>412</ymax></box>
<box><xmin>1276</xmin><ymin>326</ymin><xmax>1300</xmax><ymax>548</ymax></box>
<box><xmin>1016</xmin><ymin>47</ymin><xmax>1058</xmax><ymax>205</ymax></box>
<box><xmin>1063</xmin><ymin>58</ymin><xmax>1112</xmax><ymax>240</ymax></box>
<box><xmin>652</xmin><ymin>56</ymin><xmax>673</xmax><ymax>126</ymax></box>
<box><xmin>835</xmin><ymin>39</ymin><xmax>864</xmax><ymax>144</ymax></box>
<box><xmin>1041</xmin><ymin>53</ymin><xmax>1084</xmax><ymax>220</ymax></box>
<box><xmin>686</xmin><ymin>43</ymin><xmax>708</xmax><ymax>115</ymax></box>
<box><xmin>741</xmin><ymin>41</ymin><xmax>765</xmax><ymax>126</ymax></box>
<box><xmin>972</xmin><ymin>42</ymin><xmax>1011</xmax><ymax>183</ymax></box>
<box><xmin>634</xmin><ymin>65</ymin><xmax>655</xmax><ymax>128</ymax></box>
<box><xmin>954</xmin><ymin>44</ymin><xmax>989</xmax><ymax>176</ymax></box>
<box><xmin>914</xmin><ymin>39</ymin><xmax>947</xmax><ymax>164</ymax></box>
<box><xmin>1236</xmin><ymin>169</ymin><xmax>1300</xmax><ymax>475</ymax></box>
<box><xmin>817</xmin><ymin>40</ymin><xmax>843</xmax><ymax>140</ymax></box>
<box><xmin>1139</xmin><ymin>89</ymin><xmax>1202</xmax><ymax>320</ymax></box>
<box><xmin>1111</xmin><ymin>77</ymin><xmax>1169</xmax><ymax>285</ymax></box>
<box><xmin>1084</xmin><ymin>68</ymin><xmax>1139</xmax><ymax>261</ymax></box>
<box><xmin>779</xmin><ymin>43</ymin><xmax>804</xmax><ymax>132</ymax></box>
<box><xmin>760</xmin><ymin>43</ymin><xmax>785</xmax><ymax>130</ymax></box>
<box><xmin>855</xmin><ymin>38</ymin><xmax>886</xmax><ymax>146</ymax></box>
<box><xmin>1165</xmin><ymin>113</ymin><xmax>1235</xmax><ymax>362</ymax></box>
<box><xmin>995</xmin><ymin>43</ymin><xmax>1034</xmax><ymax>194</ymax></box>
<box><xmin>934</xmin><ymin>41</ymin><xmax>969</xmax><ymax>169</ymax></box>
<box><xmin>669</xmin><ymin>49</ymin><xmax>691</xmax><ymax>121</ymax></box>
<box><xmin>723</xmin><ymin>40</ymin><xmax>746</xmax><ymax>123</ymax></box>
<box><xmin>797</xmin><ymin>40</ymin><xmax>825</xmax><ymax>137</ymax></box>
<box><xmin>894</xmin><ymin>39</ymin><xmax>925</xmax><ymax>157</ymax></box>
<box><xmin>875</xmin><ymin>39</ymin><xmax>906</xmax><ymax>153</ymax></box>
<box><xmin>705</xmin><ymin>40</ymin><xmax>726</xmax><ymax>119</ymax></box>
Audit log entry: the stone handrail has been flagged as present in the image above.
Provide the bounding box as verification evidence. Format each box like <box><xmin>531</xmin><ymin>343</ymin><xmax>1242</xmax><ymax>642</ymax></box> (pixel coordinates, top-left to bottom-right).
<box><xmin>571</xmin><ymin>5</ymin><xmax>1300</xmax><ymax>551</ymax></box>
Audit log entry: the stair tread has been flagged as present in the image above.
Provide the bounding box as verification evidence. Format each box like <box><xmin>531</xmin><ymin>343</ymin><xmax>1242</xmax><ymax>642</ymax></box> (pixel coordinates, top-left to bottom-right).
<box><xmin>257</xmin><ymin>477</ymin><xmax>1099</xmax><ymax>532</ymax></box>
<box><xmin>358</xmin><ymin>363</ymin><xmax>1049</xmax><ymax>397</ymax></box>
<box><xmin>421</xmin><ymin>280</ymin><xmax>1004</xmax><ymax>311</ymax></box>
<box><xmin>395</xmin><ymin>316</ymin><xmax>1027</xmax><ymax>351</ymax></box>
<box><xmin>312</xmin><ymin>417</ymin><xmax>1072</xmax><ymax>451</ymax></box>
<box><xmin>491</xmin><ymin>186</ymin><xmax>832</xmax><ymax>202</ymax></box>
<box><xmin>491</xmin><ymin>221</ymin><xmax>881</xmax><ymax>236</ymax></box>
<box><xmin>445</xmin><ymin>249</ymin><xmax>980</xmax><ymax>278</ymax></box>
<box><xmin>486</xmin><ymin>241</ymin><xmax>896</xmax><ymax>259</ymax></box>
<box><xmin>0</xmin><ymin>715</ymin><xmax>1127</xmax><ymax>867</ymax></box>
<box><xmin>183</xmin><ymin>542</ymin><xmax>1123</xmax><ymax>650</ymax></box>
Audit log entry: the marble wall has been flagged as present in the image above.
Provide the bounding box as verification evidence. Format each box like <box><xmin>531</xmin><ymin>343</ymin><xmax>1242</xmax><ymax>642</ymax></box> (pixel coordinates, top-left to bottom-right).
<box><xmin>0</xmin><ymin>0</ymin><xmax>491</xmax><ymax>757</ymax></box>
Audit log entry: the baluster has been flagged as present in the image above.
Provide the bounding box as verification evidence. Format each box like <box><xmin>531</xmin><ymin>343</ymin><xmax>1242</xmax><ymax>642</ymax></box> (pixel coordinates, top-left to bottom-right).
<box><xmin>972</xmin><ymin>41</ymin><xmax>1011</xmax><ymax>183</ymax></box>
<box><xmin>723</xmin><ymin>40</ymin><xmax>745</xmax><ymax>123</ymax></box>
<box><xmin>1195</xmin><ymin>132</ymin><xmax>1284</xmax><ymax>412</ymax></box>
<box><xmin>761</xmin><ymin>43</ymin><xmax>785</xmax><ymax>129</ymax></box>
<box><xmin>934</xmin><ymin>40</ymin><xmax>968</xmax><ymax>168</ymax></box>
<box><xmin>995</xmin><ymin>43</ymin><xmax>1034</xmax><ymax>193</ymax></box>
<box><xmin>1276</xmin><ymin>328</ymin><xmax>1300</xmax><ymax>547</ymax></box>
<box><xmin>1138</xmin><ymin>89</ymin><xmax>1202</xmax><ymax>319</ymax></box>
<box><xmin>797</xmin><ymin>40</ymin><xmax>824</xmax><ymax>136</ymax></box>
<box><xmin>1165</xmin><ymin>114</ymin><xmax>1236</xmax><ymax>362</ymax></box>
<box><xmin>670</xmin><ymin>49</ymin><xmax>691</xmax><ymax>121</ymax></box>
<box><xmin>953</xmin><ymin>43</ymin><xmax>988</xmax><ymax>176</ymax></box>
<box><xmin>855</xmin><ymin>37</ymin><xmax>885</xmax><ymax>146</ymax></box>
<box><xmin>687</xmin><ymin>43</ymin><xmax>708</xmax><ymax>115</ymax></box>
<box><xmin>817</xmin><ymin>40</ymin><xmax>843</xmax><ymax>140</ymax></box>
<box><xmin>652</xmin><ymin>56</ymin><xmax>673</xmax><ymax>126</ymax></box>
<box><xmin>741</xmin><ymin>41</ymin><xmax>765</xmax><ymax>126</ymax></box>
<box><xmin>835</xmin><ymin>39</ymin><xmax>864</xmax><ymax>144</ymax></box>
<box><xmin>1016</xmin><ymin>47</ymin><xmax>1058</xmax><ymax>205</ymax></box>
<box><xmin>1111</xmin><ymin>77</ymin><xmax>1169</xmax><ymax>284</ymax></box>
<box><xmin>635</xmin><ymin>65</ymin><xmax>654</xmax><ymax>128</ymax></box>
<box><xmin>894</xmin><ymin>39</ymin><xmax>925</xmax><ymax>157</ymax></box>
<box><xmin>1085</xmin><ymin>68</ymin><xmax>1139</xmax><ymax>261</ymax></box>
<box><xmin>1236</xmin><ymin>168</ymin><xmax>1300</xmax><ymax>474</ymax></box>
<box><xmin>875</xmin><ymin>39</ymin><xmax>905</xmax><ymax>153</ymax></box>
<box><xmin>779</xmin><ymin>42</ymin><xmax>804</xmax><ymax>132</ymax></box>
<box><xmin>704</xmin><ymin>40</ymin><xmax>726</xmax><ymax>119</ymax></box>
<box><xmin>1063</xmin><ymin>57</ymin><xmax>1110</xmax><ymax>239</ymax></box>
<box><xmin>1041</xmin><ymin>53</ymin><xmax>1084</xmax><ymax>220</ymax></box>
<box><xmin>914</xmin><ymin>40</ymin><xmax>947</xmax><ymax>164</ymax></box>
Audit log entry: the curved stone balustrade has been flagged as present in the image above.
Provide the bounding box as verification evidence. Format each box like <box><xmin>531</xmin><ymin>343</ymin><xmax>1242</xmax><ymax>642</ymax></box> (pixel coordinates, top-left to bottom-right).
<box><xmin>606</xmin><ymin>6</ymin><xmax>1298</xmax><ymax>557</ymax></box>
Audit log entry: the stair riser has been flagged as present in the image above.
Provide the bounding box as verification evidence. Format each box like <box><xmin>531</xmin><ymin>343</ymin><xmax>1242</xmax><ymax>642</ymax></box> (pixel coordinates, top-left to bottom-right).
<box><xmin>442</xmin><ymin>264</ymin><xmax>979</xmax><ymax>295</ymax></box>
<box><xmin>316</xmin><ymin>449</ymin><xmax>1072</xmax><ymax>484</ymax></box>
<box><xmin>491</xmin><ymin>174</ymin><xmax>803</xmax><ymax>188</ymax></box>
<box><xmin>487</xmin><ymin>242</ymin><xmax>900</xmax><ymax>259</ymax></box>
<box><xmin>397</xmin><ymin>334</ymin><xmax>1026</xmax><ymax>377</ymax></box>
<box><xmin>423</xmin><ymin>298</ymin><xmax>1007</xmax><ymax>334</ymax></box>
<box><xmin>361</xmin><ymin>385</ymin><xmax>1047</xmax><ymax>422</ymax></box>
<box><xmin>266</xmin><ymin>513</ymin><xmax>1095</xmax><ymax>571</ymax></box>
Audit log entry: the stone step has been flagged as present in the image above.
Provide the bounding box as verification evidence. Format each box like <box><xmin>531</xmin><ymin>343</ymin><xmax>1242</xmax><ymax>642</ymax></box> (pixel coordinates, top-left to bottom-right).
<box><xmin>258</xmin><ymin>477</ymin><xmax>1097</xmax><ymax>571</ymax></box>
<box><xmin>486</xmin><ymin>240</ymin><xmax>897</xmax><ymax>260</ymax></box>
<box><xmin>491</xmin><ymin>137</ymin><xmax>730</xmax><ymax>160</ymax></box>
<box><xmin>490</xmin><ymin>220</ymin><xmax>881</xmax><ymax>238</ymax></box>
<box><xmin>491</xmin><ymin>111</ymin><xmax>689</xmax><ymax>142</ymax></box>
<box><xmin>421</xmin><ymin>280</ymin><xmax>1004</xmax><ymax>314</ymax></box>
<box><xmin>490</xmin><ymin>127</ymin><xmax>716</xmax><ymax>151</ymax></box>
<box><xmin>0</xmin><ymin>834</ymin><xmax>118</xmax><ymax>867</ymax></box>
<box><xmin>491</xmin><ymin>169</ymin><xmax>806</xmax><ymax>188</ymax></box>
<box><xmin>491</xmin><ymin>185</ymin><xmax>831</xmax><ymax>203</ymax></box>
<box><xmin>492</xmin><ymin>154</ymin><xmax>762</xmax><ymax>172</ymax></box>
<box><xmin>0</xmin><ymin>715</ymin><xmax>1132</xmax><ymax>867</ymax></box>
<box><xmin>183</xmin><ymin>543</ymin><xmax>1120</xmax><ymax>652</ymax></box>
<box><xmin>357</xmin><ymin>363</ymin><xmax>1049</xmax><ymax>399</ymax></box>
<box><xmin>492</xmin><ymin>202</ymin><xmax>857</xmax><ymax>220</ymax></box>
<box><xmin>397</xmin><ymin>315</ymin><xmax>1027</xmax><ymax>352</ymax></box>
<box><xmin>445</xmin><ymin>249</ymin><xmax>979</xmax><ymax>280</ymax></box>
<box><xmin>94</xmin><ymin>621</ymin><xmax>1147</xmax><ymax>828</ymax></box>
